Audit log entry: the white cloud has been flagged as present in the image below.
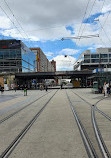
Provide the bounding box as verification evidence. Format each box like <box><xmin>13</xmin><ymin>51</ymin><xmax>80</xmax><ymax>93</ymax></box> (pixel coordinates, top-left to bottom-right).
<box><xmin>71</xmin><ymin>10</ymin><xmax>111</xmax><ymax>48</ymax></box>
<box><xmin>46</xmin><ymin>48</ymin><xmax>80</xmax><ymax>58</ymax></box>
<box><xmin>52</xmin><ymin>55</ymin><xmax>76</xmax><ymax>71</ymax></box>
<box><xmin>0</xmin><ymin>0</ymin><xmax>108</xmax><ymax>40</ymax></box>
<box><xmin>0</xmin><ymin>16</ymin><xmax>11</xmax><ymax>29</ymax></box>
<box><xmin>45</xmin><ymin>52</ymin><xmax>54</xmax><ymax>57</ymax></box>
<box><xmin>58</xmin><ymin>48</ymin><xmax>80</xmax><ymax>56</ymax></box>
<box><xmin>0</xmin><ymin>0</ymin><xmax>111</xmax><ymax>48</ymax></box>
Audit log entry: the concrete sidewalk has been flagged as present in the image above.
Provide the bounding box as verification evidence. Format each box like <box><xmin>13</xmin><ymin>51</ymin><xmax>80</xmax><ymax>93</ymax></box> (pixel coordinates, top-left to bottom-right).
<box><xmin>0</xmin><ymin>90</ymin><xmax>49</xmax><ymax>116</ymax></box>
<box><xmin>9</xmin><ymin>90</ymin><xmax>87</xmax><ymax>158</ymax></box>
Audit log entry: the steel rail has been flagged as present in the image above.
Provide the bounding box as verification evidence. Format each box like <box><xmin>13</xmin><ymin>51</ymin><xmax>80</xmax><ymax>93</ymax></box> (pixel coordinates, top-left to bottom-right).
<box><xmin>0</xmin><ymin>90</ymin><xmax>58</xmax><ymax>158</ymax></box>
<box><xmin>95</xmin><ymin>107</ymin><xmax>111</xmax><ymax>121</ymax></box>
<box><xmin>71</xmin><ymin>90</ymin><xmax>111</xmax><ymax>121</ymax></box>
<box><xmin>0</xmin><ymin>90</ymin><xmax>52</xmax><ymax>124</ymax></box>
<box><xmin>92</xmin><ymin>106</ymin><xmax>111</xmax><ymax>158</ymax></box>
<box><xmin>66</xmin><ymin>91</ymin><xmax>98</xmax><ymax>158</ymax></box>
<box><xmin>70</xmin><ymin>90</ymin><xmax>111</xmax><ymax>157</ymax></box>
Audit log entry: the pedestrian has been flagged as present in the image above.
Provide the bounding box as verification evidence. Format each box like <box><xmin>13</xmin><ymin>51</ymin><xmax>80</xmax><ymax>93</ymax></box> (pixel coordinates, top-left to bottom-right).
<box><xmin>0</xmin><ymin>85</ymin><xmax>1</xmax><ymax>94</ymax></box>
<box><xmin>1</xmin><ymin>87</ymin><xmax>4</xmax><ymax>94</ymax></box>
<box><xmin>24</xmin><ymin>87</ymin><xmax>27</xmax><ymax>96</ymax></box>
<box><xmin>26</xmin><ymin>88</ymin><xmax>27</xmax><ymax>96</ymax></box>
<box><xmin>60</xmin><ymin>83</ymin><xmax>63</xmax><ymax>89</ymax></box>
<box><xmin>14</xmin><ymin>85</ymin><xmax>16</xmax><ymax>92</ymax></box>
<box><xmin>45</xmin><ymin>85</ymin><xmax>48</xmax><ymax>91</ymax></box>
<box><xmin>103</xmin><ymin>82</ymin><xmax>108</xmax><ymax>97</ymax></box>
<box><xmin>107</xmin><ymin>83</ymin><xmax>110</xmax><ymax>96</ymax></box>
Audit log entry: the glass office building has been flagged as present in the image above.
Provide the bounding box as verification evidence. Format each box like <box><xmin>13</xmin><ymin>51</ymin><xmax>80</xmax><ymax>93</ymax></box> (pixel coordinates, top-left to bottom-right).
<box><xmin>0</xmin><ymin>39</ymin><xmax>37</xmax><ymax>73</ymax></box>
<box><xmin>74</xmin><ymin>48</ymin><xmax>111</xmax><ymax>71</ymax></box>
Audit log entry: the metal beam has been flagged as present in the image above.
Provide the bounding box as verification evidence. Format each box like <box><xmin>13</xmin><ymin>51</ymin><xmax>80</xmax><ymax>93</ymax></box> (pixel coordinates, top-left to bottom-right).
<box><xmin>61</xmin><ymin>34</ymin><xmax>99</xmax><ymax>41</ymax></box>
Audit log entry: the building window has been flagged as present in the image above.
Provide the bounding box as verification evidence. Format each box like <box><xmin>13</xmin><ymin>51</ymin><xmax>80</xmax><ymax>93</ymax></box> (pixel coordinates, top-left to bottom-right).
<box><xmin>91</xmin><ymin>59</ymin><xmax>99</xmax><ymax>63</ymax></box>
<box><xmin>84</xmin><ymin>59</ymin><xmax>90</xmax><ymax>63</ymax></box>
<box><xmin>91</xmin><ymin>54</ymin><xmax>99</xmax><ymax>58</ymax></box>
<box><xmin>108</xmin><ymin>49</ymin><xmax>111</xmax><ymax>52</ymax></box>
<box><xmin>10</xmin><ymin>61</ymin><xmax>16</xmax><ymax>66</ymax></box>
<box><xmin>101</xmin><ymin>59</ymin><xmax>108</xmax><ymax>62</ymax></box>
<box><xmin>0</xmin><ymin>62</ymin><xmax>3</xmax><ymax>66</ymax></box>
<box><xmin>100</xmin><ymin>54</ymin><xmax>108</xmax><ymax>58</ymax></box>
<box><xmin>0</xmin><ymin>52</ymin><xmax>3</xmax><ymax>59</ymax></box>
<box><xmin>109</xmin><ymin>54</ymin><xmax>111</xmax><ymax>58</ymax></box>
<box><xmin>4</xmin><ymin>51</ymin><xmax>10</xmax><ymax>58</ymax></box>
<box><xmin>84</xmin><ymin>55</ymin><xmax>90</xmax><ymax>59</ymax></box>
<box><xmin>4</xmin><ymin>62</ymin><xmax>10</xmax><ymax>66</ymax></box>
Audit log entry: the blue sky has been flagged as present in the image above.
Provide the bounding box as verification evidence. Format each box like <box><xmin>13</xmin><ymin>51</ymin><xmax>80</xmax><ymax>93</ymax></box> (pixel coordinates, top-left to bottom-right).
<box><xmin>0</xmin><ymin>0</ymin><xmax>111</xmax><ymax>70</ymax></box>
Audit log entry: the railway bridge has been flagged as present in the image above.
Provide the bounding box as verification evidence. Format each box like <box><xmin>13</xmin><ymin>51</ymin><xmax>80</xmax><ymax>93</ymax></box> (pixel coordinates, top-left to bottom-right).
<box><xmin>15</xmin><ymin>70</ymin><xmax>93</xmax><ymax>88</ymax></box>
<box><xmin>15</xmin><ymin>70</ymin><xmax>92</xmax><ymax>79</ymax></box>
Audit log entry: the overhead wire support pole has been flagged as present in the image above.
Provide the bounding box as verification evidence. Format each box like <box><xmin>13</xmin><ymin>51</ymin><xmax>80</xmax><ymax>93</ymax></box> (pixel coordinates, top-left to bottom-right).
<box><xmin>61</xmin><ymin>34</ymin><xmax>99</xmax><ymax>41</ymax></box>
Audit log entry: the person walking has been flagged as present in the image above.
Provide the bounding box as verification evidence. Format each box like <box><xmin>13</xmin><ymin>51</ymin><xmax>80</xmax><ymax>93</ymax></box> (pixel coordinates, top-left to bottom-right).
<box><xmin>107</xmin><ymin>83</ymin><xmax>110</xmax><ymax>96</ymax></box>
<box><xmin>60</xmin><ymin>83</ymin><xmax>63</xmax><ymax>89</ymax></box>
<box><xmin>1</xmin><ymin>87</ymin><xmax>4</xmax><ymax>94</ymax></box>
<box><xmin>45</xmin><ymin>85</ymin><xmax>48</xmax><ymax>91</ymax></box>
<box><xmin>103</xmin><ymin>82</ymin><xmax>108</xmax><ymax>97</ymax></box>
<box><xmin>24</xmin><ymin>86</ymin><xmax>27</xmax><ymax>96</ymax></box>
<box><xmin>14</xmin><ymin>85</ymin><xmax>17</xmax><ymax>92</ymax></box>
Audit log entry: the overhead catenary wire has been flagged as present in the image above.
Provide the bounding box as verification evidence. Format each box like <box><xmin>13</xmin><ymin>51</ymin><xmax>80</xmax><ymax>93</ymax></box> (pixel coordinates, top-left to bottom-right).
<box><xmin>77</xmin><ymin>0</ymin><xmax>91</xmax><ymax>42</ymax></box>
<box><xmin>97</xmin><ymin>0</ymin><xmax>111</xmax><ymax>47</ymax></box>
<box><xmin>78</xmin><ymin>0</ymin><xmax>96</xmax><ymax>42</ymax></box>
<box><xmin>99</xmin><ymin>35</ymin><xmax>107</xmax><ymax>47</ymax></box>
<box><xmin>99</xmin><ymin>20</ymin><xmax>111</xmax><ymax>45</ymax></box>
<box><xmin>95</xmin><ymin>0</ymin><xmax>111</xmax><ymax>47</ymax></box>
<box><xmin>3</xmin><ymin>0</ymin><xmax>27</xmax><ymax>35</ymax></box>
<box><xmin>76</xmin><ymin>0</ymin><xmax>108</xmax><ymax>49</ymax></box>
<box><xmin>100</xmin><ymin>0</ymin><xmax>105</xmax><ymax>13</ymax></box>
<box><xmin>99</xmin><ymin>11</ymin><xmax>111</xmax><ymax>35</ymax></box>
<box><xmin>3</xmin><ymin>0</ymin><xmax>34</xmax><ymax>48</ymax></box>
<box><xmin>0</xmin><ymin>4</ymin><xmax>25</xmax><ymax>40</ymax></box>
<box><xmin>3</xmin><ymin>0</ymin><xmax>68</xmax><ymax>35</ymax></box>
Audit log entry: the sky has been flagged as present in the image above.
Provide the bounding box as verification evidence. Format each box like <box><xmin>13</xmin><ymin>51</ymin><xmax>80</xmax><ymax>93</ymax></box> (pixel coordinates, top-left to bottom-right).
<box><xmin>0</xmin><ymin>0</ymin><xmax>111</xmax><ymax>71</ymax></box>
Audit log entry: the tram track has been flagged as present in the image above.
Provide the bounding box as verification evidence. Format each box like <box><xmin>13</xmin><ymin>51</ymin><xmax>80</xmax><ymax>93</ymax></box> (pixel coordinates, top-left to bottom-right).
<box><xmin>0</xmin><ymin>90</ymin><xmax>52</xmax><ymax>124</ymax></box>
<box><xmin>95</xmin><ymin>106</ymin><xmax>111</xmax><ymax>122</ymax></box>
<box><xmin>92</xmin><ymin>106</ymin><xmax>110</xmax><ymax>158</ymax></box>
<box><xmin>66</xmin><ymin>91</ymin><xmax>98</xmax><ymax>158</ymax></box>
<box><xmin>67</xmin><ymin>89</ymin><xmax>111</xmax><ymax>158</ymax></box>
<box><xmin>0</xmin><ymin>90</ymin><xmax>58</xmax><ymax>158</ymax></box>
<box><xmin>71</xmin><ymin>89</ymin><xmax>111</xmax><ymax>122</ymax></box>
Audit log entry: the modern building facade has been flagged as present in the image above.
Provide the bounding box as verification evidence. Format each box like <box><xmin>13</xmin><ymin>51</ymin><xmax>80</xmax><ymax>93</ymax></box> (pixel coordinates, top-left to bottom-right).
<box><xmin>74</xmin><ymin>48</ymin><xmax>111</xmax><ymax>71</ymax></box>
<box><xmin>30</xmin><ymin>47</ymin><xmax>56</xmax><ymax>72</ymax></box>
<box><xmin>0</xmin><ymin>39</ymin><xmax>36</xmax><ymax>73</ymax></box>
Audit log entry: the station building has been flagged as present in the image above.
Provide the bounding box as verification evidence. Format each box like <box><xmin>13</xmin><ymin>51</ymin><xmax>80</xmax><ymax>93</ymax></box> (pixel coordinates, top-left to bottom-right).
<box><xmin>0</xmin><ymin>39</ymin><xmax>37</xmax><ymax>73</ymax></box>
<box><xmin>74</xmin><ymin>48</ymin><xmax>111</xmax><ymax>71</ymax></box>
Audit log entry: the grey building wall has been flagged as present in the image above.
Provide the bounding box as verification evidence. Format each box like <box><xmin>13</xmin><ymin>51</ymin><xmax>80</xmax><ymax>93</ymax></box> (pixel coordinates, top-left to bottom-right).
<box><xmin>74</xmin><ymin>48</ymin><xmax>111</xmax><ymax>71</ymax></box>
